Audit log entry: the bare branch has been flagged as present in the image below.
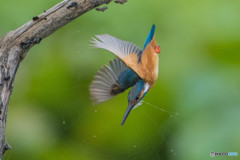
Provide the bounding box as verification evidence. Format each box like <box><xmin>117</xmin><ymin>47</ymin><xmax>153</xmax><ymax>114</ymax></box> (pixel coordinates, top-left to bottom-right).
<box><xmin>0</xmin><ymin>0</ymin><xmax>121</xmax><ymax>158</ymax></box>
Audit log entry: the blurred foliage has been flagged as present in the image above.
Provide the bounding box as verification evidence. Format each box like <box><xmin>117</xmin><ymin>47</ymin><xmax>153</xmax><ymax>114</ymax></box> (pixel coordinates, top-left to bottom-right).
<box><xmin>1</xmin><ymin>0</ymin><xmax>240</xmax><ymax>159</ymax></box>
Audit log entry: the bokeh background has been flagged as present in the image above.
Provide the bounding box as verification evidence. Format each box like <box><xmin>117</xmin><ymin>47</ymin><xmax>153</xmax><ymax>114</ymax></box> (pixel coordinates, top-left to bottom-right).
<box><xmin>0</xmin><ymin>0</ymin><xmax>240</xmax><ymax>159</ymax></box>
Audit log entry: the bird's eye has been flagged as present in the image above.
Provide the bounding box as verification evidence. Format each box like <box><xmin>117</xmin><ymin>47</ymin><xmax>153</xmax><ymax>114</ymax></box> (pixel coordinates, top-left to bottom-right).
<box><xmin>135</xmin><ymin>96</ymin><xmax>139</xmax><ymax>100</ymax></box>
<box><xmin>154</xmin><ymin>45</ymin><xmax>161</xmax><ymax>54</ymax></box>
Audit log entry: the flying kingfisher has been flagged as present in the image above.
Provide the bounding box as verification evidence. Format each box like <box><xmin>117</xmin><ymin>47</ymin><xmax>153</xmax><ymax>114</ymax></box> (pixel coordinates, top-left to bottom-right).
<box><xmin>90</xmin><ymin>24</ymin><xmax>161</xmax><ymax>125</ymax></box>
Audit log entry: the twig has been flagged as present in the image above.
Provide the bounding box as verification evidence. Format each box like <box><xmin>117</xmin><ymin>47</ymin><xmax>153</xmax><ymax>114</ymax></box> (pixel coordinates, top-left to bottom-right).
<box><xmin>96</xmin><ymin>6</ymin><xmax>108</xmax><ymax>12</ymax></box>
<box><xmin>114</xmin><ymin>0</ymin><xmax>127</xmax><ymax>4</ymax></box>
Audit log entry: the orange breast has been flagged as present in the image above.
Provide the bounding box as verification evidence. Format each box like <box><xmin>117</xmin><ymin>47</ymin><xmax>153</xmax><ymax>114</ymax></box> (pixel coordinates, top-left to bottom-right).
<box><xmin>138</xmin><ymin>41</ymin><xmax>159</xmax><ymax>86</ymax></box>
<box><xmin>121</xmin><ymin>37</ymin><xmax>159</xmax><ymax>87</ymax></box>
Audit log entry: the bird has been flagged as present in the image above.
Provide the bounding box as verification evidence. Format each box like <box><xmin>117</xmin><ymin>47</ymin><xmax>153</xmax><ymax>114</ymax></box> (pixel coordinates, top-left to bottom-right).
<box><xmin>90</xmin><ymin>24</ymin><xmax>160</xmax><ymax>125</ymax></box>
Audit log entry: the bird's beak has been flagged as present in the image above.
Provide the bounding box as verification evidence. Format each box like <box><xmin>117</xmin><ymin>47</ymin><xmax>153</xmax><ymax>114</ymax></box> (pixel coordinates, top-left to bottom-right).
<box><xmin>121</xmin><ymin>104</ymin><xmax>134</xmax><ymax>126</ymax></box>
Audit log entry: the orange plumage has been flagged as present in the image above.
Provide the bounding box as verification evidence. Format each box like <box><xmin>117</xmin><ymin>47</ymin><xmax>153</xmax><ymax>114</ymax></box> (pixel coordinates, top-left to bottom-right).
<box><xmin>123</xmin><ymin>35</ymin><xmax>159</xmax><ymax>87</ymax></box>
<box><xmin>90</xmin><ymin>24</ymin><xmax>160</xmax><ymax>125</ymax></box>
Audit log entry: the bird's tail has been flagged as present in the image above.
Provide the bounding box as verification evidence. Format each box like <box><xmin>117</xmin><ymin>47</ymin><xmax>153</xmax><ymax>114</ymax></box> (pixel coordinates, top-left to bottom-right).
<box><xmin>90</xmin><ymin>58</ymin><xmax>127</xmax><ymax>104</ymax></box>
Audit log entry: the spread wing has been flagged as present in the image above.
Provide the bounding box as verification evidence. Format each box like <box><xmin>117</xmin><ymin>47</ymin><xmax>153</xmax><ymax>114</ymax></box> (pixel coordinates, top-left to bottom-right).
<box><xmin>90</xmin><ymin>58</ymin><xmax>140</xmax><ymax>104</ymax></box>
<box><xmin>91</xmin><ymin>34</ymin><xmax>142</xmax><ymax>75</ymax></box>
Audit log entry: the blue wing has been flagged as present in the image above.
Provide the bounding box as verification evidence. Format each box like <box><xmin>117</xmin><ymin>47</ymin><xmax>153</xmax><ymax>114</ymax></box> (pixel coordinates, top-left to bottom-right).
<box><xmin>142</xmin><ymin>24</ymin><xmax>155</xmax><ymax>51</ymax></box>
<box><xmin>90</xmin><ymin>58</ymin><xmax>140</xmax><ymax>104</ymax></box>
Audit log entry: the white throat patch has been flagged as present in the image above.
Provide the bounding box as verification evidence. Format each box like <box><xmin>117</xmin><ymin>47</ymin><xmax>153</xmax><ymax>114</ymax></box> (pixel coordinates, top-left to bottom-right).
<box><xmin>143</xmin><ymin>83</ymin><xmax>150</xmax><ymax>94</ymax></box>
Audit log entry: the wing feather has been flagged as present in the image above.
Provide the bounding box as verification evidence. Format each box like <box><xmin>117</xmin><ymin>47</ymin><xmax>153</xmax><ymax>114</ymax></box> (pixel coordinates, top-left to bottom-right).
<box><xmin>90</xmin><ymin>58</ymin><xmax>131</xmax><ymax>104</ymax></box>
<box><xmin>91</xmin><ymin>34</ymin><xmax>142</xmax><ymax>61</ymax></box>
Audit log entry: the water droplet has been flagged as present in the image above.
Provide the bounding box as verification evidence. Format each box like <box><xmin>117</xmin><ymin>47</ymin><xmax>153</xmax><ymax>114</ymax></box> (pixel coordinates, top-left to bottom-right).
<box><xmin>63</xmin><ymin>121</ymin><xmax>66</xmax><ymax>125</ymax></box>
<box><xmin>170</xmin><ymin>149</ymin><xmax>176</xmax><ymax>155</ymax></box>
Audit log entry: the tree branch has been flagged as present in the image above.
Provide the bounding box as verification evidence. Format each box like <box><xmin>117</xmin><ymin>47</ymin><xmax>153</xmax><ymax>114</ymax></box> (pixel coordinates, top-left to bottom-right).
<box><xmin>0</xmin><ymin>0</ymin><xmax>115</xmax><ymax>158</ymax></box>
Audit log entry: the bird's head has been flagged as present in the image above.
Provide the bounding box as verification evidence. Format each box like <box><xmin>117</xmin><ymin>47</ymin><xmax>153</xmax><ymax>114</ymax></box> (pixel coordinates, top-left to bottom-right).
<box><xmin>121</xmin><ymin>80</ymin><xmax>149</xmax><ymax>125</ymax></box>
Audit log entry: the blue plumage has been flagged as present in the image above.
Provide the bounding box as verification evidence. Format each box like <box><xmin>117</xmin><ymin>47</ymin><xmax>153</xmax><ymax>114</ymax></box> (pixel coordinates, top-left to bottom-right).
<box><xmin>90</xmin><ymin>24</ymin><xmax>159</xmax><ymax>125</ymax></box>
<box><xmin>111</xmin><ymin>67</ymin><xmax>140</xmax><ymax>95</ymax></box>
<box><xmin>117</xmin><ymin>68</ymin><xmax>140</xmax><ymax>90</ymax></box>
<box><xmin>90</xmin><ymin>58</ymin><xmax>141</xmax><ymax>102</ymax></box>
<box><xmin>121</xmin><ymin>80</ymin><xmax>145</xmax><ymax>125</ymax></box>
<box><xmin>127</xmin><ymin>80</ymin><xmax>145</xmax><ymax>101</ymax></box>
<box><xmin>143</xmin><ymin>24</ymin><xmax>155</xmax><ymax>51</ymax></box>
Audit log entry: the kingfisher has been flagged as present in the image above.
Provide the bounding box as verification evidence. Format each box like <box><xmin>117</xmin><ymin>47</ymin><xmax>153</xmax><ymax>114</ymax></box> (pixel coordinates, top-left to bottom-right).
<box><xmin>90</xmin><ymin>24</ymin><xmax>160</xmax><ymax>125</ymax></box>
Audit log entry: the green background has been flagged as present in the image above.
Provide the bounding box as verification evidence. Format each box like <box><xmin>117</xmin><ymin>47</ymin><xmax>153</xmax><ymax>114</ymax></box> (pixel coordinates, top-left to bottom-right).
<box><xmin>0</xmin><ymin>0</ymin><xmax>240</xmax><ymax>159</ymax></box>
